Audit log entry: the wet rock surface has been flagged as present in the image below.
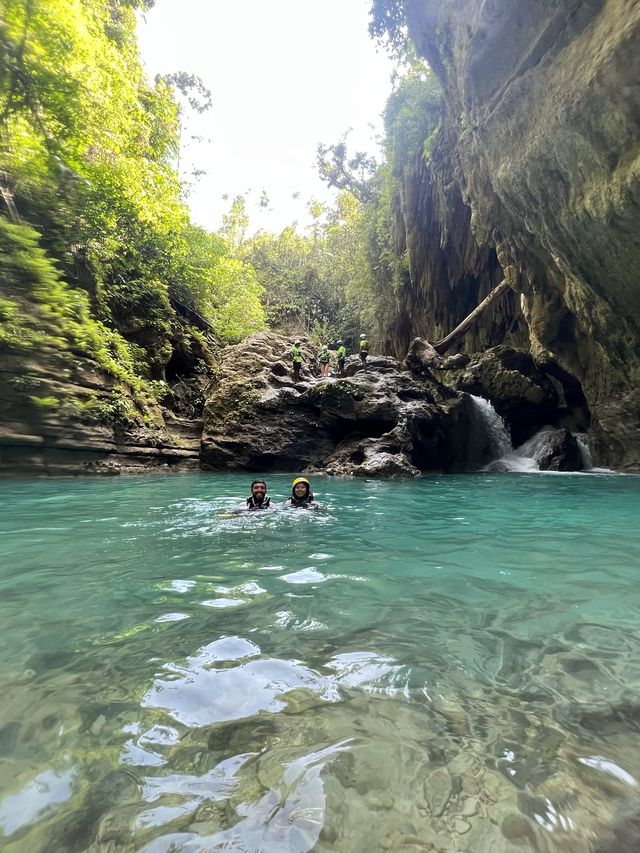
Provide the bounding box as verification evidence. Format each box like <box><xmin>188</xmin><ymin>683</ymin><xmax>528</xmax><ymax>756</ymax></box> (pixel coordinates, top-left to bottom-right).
<box><xmin>0</xmin><ymin>350</ymin><xmax>202</xmax><ymax>476</ymax></box>
<box><xmin>391</xmin><ymin>0</ymin><xmax>640</xmax><ymax>470</ymax></box>
<box><xmin>533</xmin><ymin>428</ymin><xmax>585</xmax><ymax>472</ymax></box>
<box><xmin>440</xmin><ymin>345</ymin><xmax>589</xmax><ymax>449</ymax></box>
<box><xmin>201</xmin><ymin>332</ymin><xmax>520</xmax><ymax>476</ymax></box>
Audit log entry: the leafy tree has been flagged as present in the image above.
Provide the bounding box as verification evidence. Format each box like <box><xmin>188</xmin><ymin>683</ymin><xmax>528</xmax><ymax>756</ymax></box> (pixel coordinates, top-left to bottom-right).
<box><xmin>219</xmin><ymin>194</ymin><xmax>250</xmax><ymax>252</ymax></box>
<box><xmin>0</xmin><ymin>0</ymin><xmax>265</xmax><ymax>390</ymax></box>
<box><xmin>369</xmin><ymin>0</ymin><xmax>408</xmax><ymax>57</ymax></box>
<box><xmin>317</xmin><ymin>137</ymin><xmax>377</xmax><ymax>203</ymax></box>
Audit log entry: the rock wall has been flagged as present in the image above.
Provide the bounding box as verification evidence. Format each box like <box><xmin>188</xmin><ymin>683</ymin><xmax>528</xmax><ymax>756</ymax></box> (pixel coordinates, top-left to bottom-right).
<box><xmin>388</xmin><ymin>141</ymin><xmax>527</xmax><ymax>357</ymax></box>
<box><xmin>394</xmin><ymin>0</ymin><xmax>640</xmax><ymax>469</ymax></box>
<box><xmin>0</xmin><ymin>350</ymin><xmax>201</xmax><ymax>476</ymax></box>
<box><xmin>200</xmin><ymin>332</ymin><xmax>584</xmax><ymax>477</ymax></box>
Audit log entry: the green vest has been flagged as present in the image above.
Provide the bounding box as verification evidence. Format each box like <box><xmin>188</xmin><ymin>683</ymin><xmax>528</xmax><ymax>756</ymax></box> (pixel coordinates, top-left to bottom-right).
<box><xmin>290</xmin><ymin>346</ymin><xmax>302</xmax><ymax>363</ymax></box>
<box><xmin>319</xmin><ymin>351</ymin><xmax>330</xmax><ymax>363</ymax></box>
<box><xmin>337</xmin><ymin>345</ymin><xmax>346</xmax><ymax>359</ymax></box>
<box><xmin>360</xmin><ymin>339</ymin><xmax>369</xmax><ymax>351</ymax></box>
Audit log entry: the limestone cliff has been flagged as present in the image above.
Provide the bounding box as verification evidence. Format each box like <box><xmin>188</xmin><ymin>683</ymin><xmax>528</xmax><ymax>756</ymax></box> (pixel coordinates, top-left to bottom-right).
<box><xmin>386</xmin><ymin>0</ymin><xmax>640</xmax><ymax>469</ymax></box>
<box><xmin>0</xmin><ymin>348</ymin><xmax>203</xmax><ymax>476</ymax></box>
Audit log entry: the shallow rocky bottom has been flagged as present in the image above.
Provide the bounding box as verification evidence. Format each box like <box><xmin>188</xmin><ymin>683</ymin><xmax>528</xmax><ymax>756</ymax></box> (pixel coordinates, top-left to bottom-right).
<box><xmin>1</xmin><ymin>472</ymin><xmax>639</xmax><ymax>852</ymax></box>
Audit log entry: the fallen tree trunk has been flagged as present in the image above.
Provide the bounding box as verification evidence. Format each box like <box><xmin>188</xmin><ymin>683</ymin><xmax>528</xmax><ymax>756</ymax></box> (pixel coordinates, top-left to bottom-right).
<box><xmin>433</xmin><ymin>278</ymin><xmax>511</xmax><ymax>354</ymax></box>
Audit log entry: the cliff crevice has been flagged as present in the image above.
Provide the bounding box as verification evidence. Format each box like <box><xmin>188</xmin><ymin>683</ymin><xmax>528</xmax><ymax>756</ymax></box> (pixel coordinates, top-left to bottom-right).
<box><xmin>386</xmin><ymin>0</ymin><xmax>640</xmax><ymax>468</ymax></box>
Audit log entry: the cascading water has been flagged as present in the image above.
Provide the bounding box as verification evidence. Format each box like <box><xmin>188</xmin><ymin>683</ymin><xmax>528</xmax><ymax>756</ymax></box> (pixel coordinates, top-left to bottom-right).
<box><xmin>576</xmin><ymin>434</ymin><xmax>593</xmax><ymax>469</ymax></box>
<box><xmin>469</xmin><ymin>394</ymin><xmax>606</xmax><ymax>472</ymax></box>
<box><xmin>467</xmin><ymin>395</ymin><xmax>594</xmax><ymax>473</ymax></box>
<box><xmin>468</xmin><ymin>394</ymin><xmax>513</xmax><ymax>465</ymax></box>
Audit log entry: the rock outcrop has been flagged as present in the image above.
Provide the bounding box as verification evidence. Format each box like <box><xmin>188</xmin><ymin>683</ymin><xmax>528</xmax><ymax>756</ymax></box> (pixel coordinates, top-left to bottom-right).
<box><xmin>200</xmin><ymin>332</ymin><xmax>581</xmax><ymax>477</ymax></box>
<box><xmin>384</xmin><ymin>0</ymin><xmax>640</xmax><ymax>470</ymax></box>
<box><xmin>0</xmin><ymin>350</ymin><xmax>202</xmax><ymax>476</ymax></box>
<box><xmin>440</xmin><ymin>345</ymin><xmax>591</xmax><ymax>447</ymax></box>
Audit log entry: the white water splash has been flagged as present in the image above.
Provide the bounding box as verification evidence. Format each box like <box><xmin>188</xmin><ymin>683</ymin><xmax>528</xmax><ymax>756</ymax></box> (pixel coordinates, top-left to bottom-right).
<box><xmin>468</xmin><ymin>396</ymin><xmax>597</xmax><ymax>473</ymax></box>
<box><xmin>575</xmin><ymin>434</ymin><xmax>593</xmax><ymax>469</ymax></box>
<box><xmin>482</xmin><ymin>422</ymin><xmax>597</xmax><ymax>474</ymax></box>
<box><xmin>468</xmin><ymin>395</ymin><xmax>512</xmax><ymax>460</ymax></box>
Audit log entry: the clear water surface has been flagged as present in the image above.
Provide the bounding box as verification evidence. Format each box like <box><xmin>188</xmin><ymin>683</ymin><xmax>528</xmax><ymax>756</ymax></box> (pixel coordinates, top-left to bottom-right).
<box><xmin>1</xmin><ymin>471</ymin><xmax>640</xmax><ymax>852</ymax></box>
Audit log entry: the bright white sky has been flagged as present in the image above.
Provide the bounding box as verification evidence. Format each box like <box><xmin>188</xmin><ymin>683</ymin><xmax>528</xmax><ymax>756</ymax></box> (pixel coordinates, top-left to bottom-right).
<box><xmin>137</xmin><ymin>0</ymin><xmax>394</xmax><ymax>234</ymax></box>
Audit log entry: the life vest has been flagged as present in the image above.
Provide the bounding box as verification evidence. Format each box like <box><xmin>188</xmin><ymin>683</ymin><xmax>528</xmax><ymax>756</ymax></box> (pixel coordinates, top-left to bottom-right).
<box><xmin>360</xmin><ymin>339</ymin><xmax>369</xmax><ymax>352</ymax></box>
<box><xmin>290</xmin><ymin>346</ymin><xmax>302</xmax><ymax>364</ymax></box>
<box><xmin>247</xmin><ymin>495</ymin><xmax>270</xmax><ymax>509</ymax></box>
<box><xmin>337</xmin><ymin>345</ymin><xmax>346</xmax><ymax>359</ymax></box>
<box><xmin>291</xmin><ymin>492</ymin><xmax>314</xmax><ymax>506</ymax></box>
<box><xmin>319</xmin><ymin>351</ymin><xmax>330</xmax><ymax>363</ymax></box>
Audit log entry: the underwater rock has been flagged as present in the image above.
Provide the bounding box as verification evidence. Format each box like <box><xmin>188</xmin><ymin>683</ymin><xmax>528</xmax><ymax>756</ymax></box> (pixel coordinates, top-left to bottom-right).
<box><xmin>424</xmin><ymin>766</ymin><xmax>453</xmax><ymax>817</ymax></box>
<box><xmin>593</xmin><ymin>801</ymin><xmax>640</xmax><ymax>853</ymax></box>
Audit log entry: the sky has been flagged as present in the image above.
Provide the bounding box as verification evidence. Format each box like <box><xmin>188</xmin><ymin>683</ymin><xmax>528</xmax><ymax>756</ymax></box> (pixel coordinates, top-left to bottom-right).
<box><xmin>136</xmin><ymin>0</ymin><xmax>395</xmax><ymax>234</ymax></box>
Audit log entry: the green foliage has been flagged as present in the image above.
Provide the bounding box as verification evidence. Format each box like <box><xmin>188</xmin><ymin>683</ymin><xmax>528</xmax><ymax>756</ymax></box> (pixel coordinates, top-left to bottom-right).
<box><xmin>0</xmin><ymin>217</ymin><xmax>149</xmax><ymax>405</ymax></box>
<box><xmin>307</xmin><ymin>68</ymin><xmax>444</xmax><ymax>349</ymax></box>
<box><xmin>28</xmin><ymin>394</ymin><xmax>59</xmax><ymax>409</ymax></box>
<box><xmin>316</xmin><ymin>138</ymin><xmax>377</xmax><ymax>203</ymax></box>
<box><xmin>235</xmin><ymin>189</ymin><xmax>379</xmax><ymax>348</ymax></box>
<box><xmin>208</xmin><ymin>255</ymin><xmax>266</xmax><ymax>343</ymax></box>
<box><xmin>384</xmin><ymin>68</ymin><xmax>443</xmax><ymax>169</ymax></box>
<box><xmin>0</xmin><ymin>0</ymin><xmax>264</xmax><ymax>395</ymax></box>
<box><xmin>157</xmin><ymin>71</ymin><xmax>212</xmax><ymax>113</ymax></box>
<box><xmin>95</xmin><ymin>389</ymin><xmax>138</xmax><ymax>426</ymax></box>
<box><xmin>369</xmin><ymin>0</ymin><xmax>408</xmax><ymax>57</ymax></box>
<box><xmin>218</xmin><ymin>195</ymin><xmax>250</xmax><ymax>252</ymax></box>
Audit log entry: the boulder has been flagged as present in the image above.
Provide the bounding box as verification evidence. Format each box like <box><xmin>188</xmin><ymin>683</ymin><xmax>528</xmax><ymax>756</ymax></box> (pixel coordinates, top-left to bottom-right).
<box><xmin>443</xmin><ymin>346</ymin><xmax>581</xmax><ymax>447</ymax></box>
<box><xmin>407</xmin><ymin>338</ymin><xmax>471</xmax><ymax>373</ymax></box>
<box><xmin>201</xmin><ymin>332</ymin><xmax>498</xmax><ymax>476</ymax></box>
<box><xmin>519</xmin><ymin>427</ymin><xmax>584</xmax><ymax>472</ymax></box>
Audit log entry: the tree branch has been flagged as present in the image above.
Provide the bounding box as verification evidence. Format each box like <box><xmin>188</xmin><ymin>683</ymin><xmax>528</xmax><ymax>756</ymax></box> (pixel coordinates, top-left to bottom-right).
<box><xmin>432</xmin><ymin>278</ymin><xmax>511</xmax><ymax>354</ymax></box>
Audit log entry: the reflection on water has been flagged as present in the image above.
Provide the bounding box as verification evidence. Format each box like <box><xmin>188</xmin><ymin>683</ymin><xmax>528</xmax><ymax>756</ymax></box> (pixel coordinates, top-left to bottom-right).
<box><xmin>1</xmin><ymin>472</ymin><xmax>640</xmax><ymax>851</ymax></box>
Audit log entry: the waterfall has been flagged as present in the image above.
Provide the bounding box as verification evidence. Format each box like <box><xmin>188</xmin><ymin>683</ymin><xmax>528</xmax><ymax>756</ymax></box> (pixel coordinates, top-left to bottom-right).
<box><xmin>468</xmin><ymin>395</ymin><xmax>512</xmax><ymax>462</ymax></box>
<box><xmin>575</xmin><ymin>434</ymin><xmax>593</xmax><ymax>469</ymax></box>
<box><xmin>467</xmin><ymin>395</ymin><xmax>597</xmax><ymax>473</ymax></box>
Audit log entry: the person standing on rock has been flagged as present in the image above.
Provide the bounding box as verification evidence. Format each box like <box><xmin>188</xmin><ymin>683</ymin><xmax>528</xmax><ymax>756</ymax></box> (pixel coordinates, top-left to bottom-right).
<box><xmin>319</xmin><ymin>344</ymin><xmax>331</xmax><ymax>378</ymax></box>
<box><xmin>290</xmin><ymin>339</ymin><xmax>303</xmax><ymax>383</ymax></box>
<box><xmin>359</xmin><ymin>334</ymin><xmax>370</xmax><ymax>372</ymax></box>
<box><xmin>336</xmin><ymin>340</ymin><xmax>347</xmax><ymax>377</ymax></box>
<box><xmin>246</xmin><ymin>479</ymin><xmax>271</xmax><ymax>510</ymax></box>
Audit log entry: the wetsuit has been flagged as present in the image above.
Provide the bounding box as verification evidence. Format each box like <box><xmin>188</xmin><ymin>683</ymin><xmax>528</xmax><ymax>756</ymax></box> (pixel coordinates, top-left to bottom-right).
<box><xmin>246</xmin><ymin>495</ymin><xmax>271</xmax><ymax>510</ymax></box>
<box><xmin>288</xmin><ymin>493</ymin><xmax>316</xmax><ymax>509</ymax></box>
<box><xmin>319</xmin><ymin>349</ymin><xmax>331</xmax><ymax>377</ymax></box>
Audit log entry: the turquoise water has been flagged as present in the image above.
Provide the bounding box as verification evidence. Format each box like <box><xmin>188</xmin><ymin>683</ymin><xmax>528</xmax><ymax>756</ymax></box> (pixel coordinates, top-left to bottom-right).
<box><xmin>1</xmin><ymin>472</ymin><xmax>640</xmax><ymax>852</ymax></box>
